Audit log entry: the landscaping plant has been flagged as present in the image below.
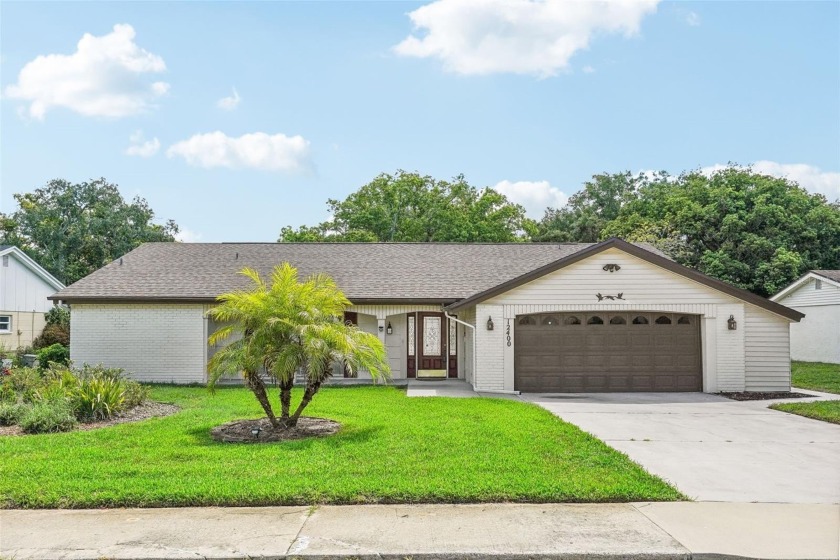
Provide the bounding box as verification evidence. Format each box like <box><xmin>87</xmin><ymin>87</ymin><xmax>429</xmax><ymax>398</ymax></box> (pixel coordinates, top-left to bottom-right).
<box><xmin>36</xmin><ymin>343</ymin><xmax>70</xmax><ymax>369</ymax></box>
<box><xmin>19</xmin><ymin>400</ymin><xmax>78</xmax><ymax>434</ymax></box>
<box><xmin>208</xmin><ymin>264</ymin><xmax>390</xmax><ymax>429</ymax></box>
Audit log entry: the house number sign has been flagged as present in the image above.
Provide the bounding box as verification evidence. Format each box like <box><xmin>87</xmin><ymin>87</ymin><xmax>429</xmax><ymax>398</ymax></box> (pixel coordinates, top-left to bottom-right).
<box><xmin>506</xmin><ymin>320</ymin><xmax>511</xmax><ymax>347</ymax></box>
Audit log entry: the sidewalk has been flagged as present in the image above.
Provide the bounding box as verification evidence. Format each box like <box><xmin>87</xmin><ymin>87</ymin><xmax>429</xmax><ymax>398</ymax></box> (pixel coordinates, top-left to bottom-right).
<box><xmin>2</xmin><ymin>502</ymin><xmax>838</xmax><ymax>559</ymax></box>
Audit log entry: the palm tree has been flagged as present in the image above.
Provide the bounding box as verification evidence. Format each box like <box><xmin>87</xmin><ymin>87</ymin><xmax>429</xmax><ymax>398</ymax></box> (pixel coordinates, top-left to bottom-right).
<box><xmin>207</xmin><ymin>264</ymin><xmax>390</xmax><ymax>429</ymax></box>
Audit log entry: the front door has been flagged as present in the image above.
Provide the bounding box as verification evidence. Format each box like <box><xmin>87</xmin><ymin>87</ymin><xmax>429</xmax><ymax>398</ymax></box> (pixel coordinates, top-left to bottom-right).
<box><xmin>417</xmin><ymin>312</ymin><xmax>447</xmax><ymax>378</ymax></box>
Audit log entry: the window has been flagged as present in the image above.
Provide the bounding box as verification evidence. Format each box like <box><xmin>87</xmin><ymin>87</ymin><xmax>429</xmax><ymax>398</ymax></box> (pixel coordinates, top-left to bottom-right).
<box><xmin>407</xmin><ymin>315</ymin><xmax>415</xmax><ymax>356</ymax></box>
<box><xmin>632</xmin><ymin>316</ymin><xmax>649</xmax><ymax>325</ymax></box>
<box><xmin>564</xmin><ymin>315</ymin><xmax>581</xmax><ymax>325</ymax></box>
<box><xmin>0</xmin><ymin>315</ymin><xmax>10</xmax><ymax>333</ymax></box>
<box><xmin>677</xmin><ymin>316</ymin><xmax>692</xmax><ymax>325</ymax></box>
<box><xmin>449</xmin><ymin>318</ymin><xmax>457</xmax><ymax>356</ymax></box>
<box><xmin>541</xmin><ymin>315</ymin><xmax>559</xmax><ymax>326</ymax></box>
<box><xmin>609</xmin><ymin>316</ymin><xmax>626</xmax><ymax>325</ymax></box>
<box><xmin>518</xmin><ymin>316</ymin><xmax>536</xmax><ymax>325</ymax></box>
<box><xmin>655</xmin><ymin>315</ymin><xmax>672</xmax><ymax>325</ymax></box>
<box><xmin>815</xmin><ymin>279</ymin><xmax>822</xmax><ymax>290</ymax></box>
<box><xmin>587</xmin><ymin>315</ymin><xmax>604</xmax><ymax>325</ymax></box>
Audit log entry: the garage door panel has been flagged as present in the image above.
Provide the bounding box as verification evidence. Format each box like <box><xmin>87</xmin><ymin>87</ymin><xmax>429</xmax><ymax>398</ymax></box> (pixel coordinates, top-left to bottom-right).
<box><xmin>515</xmin><ymin>312</ymin><xmax>702</xmax><ymax>393</ymax></box>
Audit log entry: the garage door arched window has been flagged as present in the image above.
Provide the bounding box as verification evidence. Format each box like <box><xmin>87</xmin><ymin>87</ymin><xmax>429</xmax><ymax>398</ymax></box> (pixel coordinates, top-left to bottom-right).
<box><xmin>609</xmin><ymin>316</ymin><xmax>626</xmax><ymax>325</ymax></box>
<box><xmin>564</xmin><ymin>315</ymin><xmax>581</xmax><ymax>325</ymax></box>
<box><xmin>632</xmin><ymin>316</ymin><xmax>649</xmax><ymax>325</ymax></box>
<box><xmin>677</xmin><ymin>316</ymin><xmax>692</xmax><ymax>325</ymax></box>
<box><xmin>655</xmin><ymin>315</ymin><xmax>672</xmax><ymax>325</ymax></box>
<box><xmin>518</xmin><ymin>316</ymin><xmax>536</xmax><ymax>326</ymax></box>
<box><xmin>541</xmin><ymin>315</ymin><xmax>560</xmax><ymax>326</ymax></box>
<box><xmin>587</xmin><ymin>315</ymin><xmax>604</xmax><ymax>325</ymax></box>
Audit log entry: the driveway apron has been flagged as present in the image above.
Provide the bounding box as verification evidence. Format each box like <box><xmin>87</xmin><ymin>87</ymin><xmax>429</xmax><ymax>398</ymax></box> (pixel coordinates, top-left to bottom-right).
<box><xmin>522</xmin><ymin>391</ymin><xmax>840</xmax><ymax>503</ymax></box>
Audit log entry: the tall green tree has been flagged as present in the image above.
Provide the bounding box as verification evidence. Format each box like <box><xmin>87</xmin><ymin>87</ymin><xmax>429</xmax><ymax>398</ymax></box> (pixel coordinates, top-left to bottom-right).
<box><xmin>0</xmin><ymin>178</ymin><xmax>178</xmax><ymax>285</ymax></box>
<box><xmin>534</xmin><ymin>171</ymin><xmax>655</xmax><ymax>242</ymax></box>
<box><xmin>207</xmin><ymin>264</ymin><xmax>389</xmax><ymax>429</ymax></box>
<box><xmin>602</xmin><ymin>166</ymin><xmax>840</xmax><ymax>296</ymax></box>
<box><xmin>279</xmin><ymin>171</ymin><xmax>534</xmax><ymax>242</ymax></box>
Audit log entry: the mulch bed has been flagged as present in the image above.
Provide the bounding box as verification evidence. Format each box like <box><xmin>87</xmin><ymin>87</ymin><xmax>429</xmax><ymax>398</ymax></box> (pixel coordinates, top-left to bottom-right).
<box><xmin>717</xmin><ymin>391</ymin><xmax>813</xmax><ymax>401</ymax></box>
<box><xmin>210</xmin><ymin>416</ymin><xmax>340</xmax><ymax>443</ymax></box>
<box><xmin>0</xmin><ymin>401</ymin><xmax>180</xmax><ymax>436</ymax></box>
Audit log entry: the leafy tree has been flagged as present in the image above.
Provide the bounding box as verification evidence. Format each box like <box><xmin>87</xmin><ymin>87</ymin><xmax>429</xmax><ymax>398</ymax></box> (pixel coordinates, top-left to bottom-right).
<box><xmin>533</xmin><ymin>171</ymin><xmax>654</xmax><ymax>242</ymax></box>
<box><xmin>601</xmin><ymin>166</ymin><xmax>840</xmax><ymax>296</ymax></box>
<box><xmin>207</xmin><ymin>264</ymin><xmax>389</xmax><ymax>429</ymax></box>
<box><xmin>280</xmin><ymin>171</ymin><xmax>534</xmax><ymax>242</ymax></box>
<box><xmin>0</xmin><ymin>178</ymin><xmax>179</xmax><ymax>285</ymax></box>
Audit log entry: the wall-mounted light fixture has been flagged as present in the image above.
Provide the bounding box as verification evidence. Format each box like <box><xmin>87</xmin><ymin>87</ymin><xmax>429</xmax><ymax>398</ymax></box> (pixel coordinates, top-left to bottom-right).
<box><xmin>602</xmin><ymin>263</ymin><xmax>621</xmax><ymax>273</ymax></box>
<box><xmin>727</xmin><ymin>315</ymin><xmax>737</xmax><ymax>330</ymax></box>
<box><xmin>487</xmin><ymin>316</ymin><xmax>494</xmax><ymax>331</ymax></box>
<box><xmin>378</xmin><ymin>325</ymin><xmax>384</xmax><ymax>332</ymax></box>
<box><xmin>386</xmin><ymin>322</ymin><xmax>393</xmax><ymax>335</ymax></box>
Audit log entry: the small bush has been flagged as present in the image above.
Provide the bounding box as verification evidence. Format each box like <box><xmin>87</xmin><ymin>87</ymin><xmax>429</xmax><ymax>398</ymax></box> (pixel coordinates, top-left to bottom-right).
<box><xmin>123</xmin><ymin>380</ymin><xmax>150</xmax><ymax>409</ymax></box>
<box><xmin>76</xmin><ymin>364</ymin><xmax>126</xmax><ymax>382</ymax></box>
<box><xmin>36</xmin><ymin>344</ymin><xmax>70</xmax><ymax>369</ymax></box>
<box><xmin>0</xmin><ymin>401</ymin><xmax>28</xmax><ymax>426</ymax></box>
<box><xmin>34</xmin><ymin>381</ymin><xmax>71</xmax><ymax>404</ymax></box>
<box><xmin>32</xmin><ymin>324</ymin><xmax>70</xmax><ymax>350</ymax></box>
<box><xmin>19</xmin><ymin>401</ymin><xmax>78</xmax><ymax>434</ymax></box>
<box><xmin>72</xmin><ymin>377</ymin><xmax>125</xmax><ymax>420</ymax></box>
<box><xmin>5</xmin><ymin>367</ymin><xmax>42</xmax><ymax>401</ymax></box>
<box><xmin>45</xmin><ymin>306</ymin><xmax>70</xmax><ymax>328</ymax></box>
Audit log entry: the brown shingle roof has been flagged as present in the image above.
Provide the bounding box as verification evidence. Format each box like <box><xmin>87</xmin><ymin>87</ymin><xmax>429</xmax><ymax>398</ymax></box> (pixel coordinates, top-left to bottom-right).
<box><xmin>54</xmin><ymin>242</ymin><xmax>642</xmax><ymax>303</ymax></box>
<box><xmin>813</xmin><ymin>270</ymin><xmax>840</xmax><ymax>283</ymax></box>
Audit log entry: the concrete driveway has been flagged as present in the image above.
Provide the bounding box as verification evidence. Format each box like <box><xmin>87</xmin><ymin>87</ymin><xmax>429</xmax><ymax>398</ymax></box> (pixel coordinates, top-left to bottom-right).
<box><xmin>521</xmin><ymin>391</ymin><xmax>840</xmax><ymax>503</ymax></box>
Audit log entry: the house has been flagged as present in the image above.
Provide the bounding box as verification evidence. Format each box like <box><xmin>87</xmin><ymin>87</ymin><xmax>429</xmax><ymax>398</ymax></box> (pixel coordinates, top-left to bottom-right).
<box><xmin>0</xmin><ymin>245</ymin><xmax>66</xmax><ymax>349</ymax></box>
<box><xmin>771</xmin><ymin>270</ymin><xmax>840</xmax><ymax>364</ymax></box>
<box><xmin>50</xmin><ymin>238</ymin><xmax>803</xmax><ymax>393</ymax></box>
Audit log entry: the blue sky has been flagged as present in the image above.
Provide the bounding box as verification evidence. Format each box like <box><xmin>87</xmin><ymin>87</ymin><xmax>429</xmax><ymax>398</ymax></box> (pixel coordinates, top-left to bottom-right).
<box><xmin>2</xmin><ymin>1</ymin><xmax>838</xmax><ymax>242</ymax></box>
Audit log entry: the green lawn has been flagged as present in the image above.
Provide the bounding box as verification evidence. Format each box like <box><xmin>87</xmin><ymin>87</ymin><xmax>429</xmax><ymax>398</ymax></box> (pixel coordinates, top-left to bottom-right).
<box><xmin>770</xmin><ymin>400</ymin><xmax>840</xmax><ymax>425</ymax></box>
<box><xmin>0</xmin><ymin>385</ymin><xmax>682</xmax><ymax>508</ymax></box>
<box><xmin>771</xmin><ymin>362</ymin><xmax>840</xmax><ymax>424</ymax></box>
<box><xmin>791</xmin><ymin>361</ymin><xmax>840</xmax><ymax>394</ymax></box>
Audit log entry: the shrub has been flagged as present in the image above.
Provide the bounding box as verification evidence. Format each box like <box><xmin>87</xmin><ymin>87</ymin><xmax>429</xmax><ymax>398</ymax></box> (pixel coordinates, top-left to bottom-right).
<box><xmin>36</xmin><ymin>344</ymin><xmax>70</xmax><ymax>369</ymax></box>
<box><xmin>45</xmin><ymin>306</ymin><xmax>70</xmax><ymax>328</ymax></box>
<box><xmin>76</xmin><ymin>364</ymin><xmax>126</xmax><ymax>382</ymax></box>
<box><xmin>72</xmin><ymin>377</ymin><xmax>125</xmax><ymax>421</ymax></box>
<box><xmin>123</xmin><ymin>380</ymin><xmax>150</xmax><ymax>409</ymax></box>
<box><xmin>5</xmin><ymin>367</ymin><xmax>42</xmax><ymax>401</ymax></box>
<box><xmin>32</xmin><ymin>324</ymin><xmax>70</xmax><ymax>350</ymax></box>
<box><xmin>0</xmin><ymin>401</ymin><xmax>28</xmax><ymax>426</ymax></box>
<box><xmin>19</xmin><ymin>401</ymin><xmax>78</xmax><ymax>434</ymax></box>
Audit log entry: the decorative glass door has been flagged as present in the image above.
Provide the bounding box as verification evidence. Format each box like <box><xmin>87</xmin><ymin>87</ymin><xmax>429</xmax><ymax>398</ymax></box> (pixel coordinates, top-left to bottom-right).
<box><xmin>417</xmin><ymin>312</ymin><xmax>446</xmax><ymax>378</ymax></box>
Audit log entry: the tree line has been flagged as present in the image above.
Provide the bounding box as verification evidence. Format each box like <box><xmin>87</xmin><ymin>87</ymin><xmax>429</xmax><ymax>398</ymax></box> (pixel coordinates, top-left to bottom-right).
<box><xmin>2</xmin><ymin>167</ymin><xmax>838</xmax><ymax>297</ymax></box>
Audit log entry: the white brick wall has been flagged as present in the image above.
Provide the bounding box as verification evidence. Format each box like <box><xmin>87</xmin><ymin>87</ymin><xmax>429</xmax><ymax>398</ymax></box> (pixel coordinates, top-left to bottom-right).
<box><xmin>70</xmin><ymin>303</ymin><xmax>207</xmax><ymax>383</ymax></box>
<box><xmin>474</xmin><ymin>303</ymin><xmax>505</xmax><ymax>391</ymax></box>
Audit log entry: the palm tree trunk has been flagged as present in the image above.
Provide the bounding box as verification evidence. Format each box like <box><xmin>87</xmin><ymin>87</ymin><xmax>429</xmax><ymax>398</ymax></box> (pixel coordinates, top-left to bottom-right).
<box><xmin>244</xmin><ymin>370</ymin><xmax>279</xmax><ymax>428</ymax></box>
<box><xmin>279</xmin><ymin>376</ymin><xmax>293</xmax><ymax>419</ymax></box>
<box><xmin>286</xmin><ymin>379</ymin><xmax>322</xmax><ymax>427</ymax></box>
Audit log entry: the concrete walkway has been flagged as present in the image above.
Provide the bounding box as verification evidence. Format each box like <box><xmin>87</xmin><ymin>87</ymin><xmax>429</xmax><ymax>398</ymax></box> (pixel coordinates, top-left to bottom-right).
<box><xmin>406</xmin><ymin>379</ymin><xmax>479</xmax><ymax>397</ymax></box>
<box><xmin>2</xmin><ymin>502</ymin><xmax>837</xmax><ymax>559</ymax></box>
<box><xmin>523</xmin><ymin>389</ymin><xmax>840</xmax><ymax>504</ymax></box>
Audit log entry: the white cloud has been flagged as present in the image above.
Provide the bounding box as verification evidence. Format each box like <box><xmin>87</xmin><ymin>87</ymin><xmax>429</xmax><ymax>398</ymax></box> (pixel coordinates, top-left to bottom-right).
<box><xmin>125</xmin><ymin>130</ymin><xmax>160</xmax><ymax>157</ymax></box>
<box><xmin>686</xmin><ymin>11</ymin><xmax>701</xmax><ymax>26</ymax></box>
<box><xmin>582</xmin><ymin>65</ymin><xmax>596</xmax><ymax>74</ymax></box>
<box><xmin>167</xmin><ymin>131</ymin><xmax>312</xmax><ymax>172</ymax></box>
<box><xmin>700</xmin><ymin>161</ymin><xmax>840</xmax><ymax>201</ymax></box>
<box><xmin>4</xmin><ymin>24</ymin><xmax>168</xmax><ymax>120</ymax></box>
<box><xmin>494</xmin><ymin>180</ymin><xmax>568</xmax><ymax>216</ymax></box>
<box><xmin>394</xmin><ymin>0</ymin><xmax>660</xmax><ymax>77</ymax></box>
<box><xmin>217</xmin><ymin>88</ymin><xmax>241</xmax><ymax>110</ymax></box>
<box><xmin>175</xmin><ymin>227</ymin><xmax>202</xmax><ymax>243</ymax></box>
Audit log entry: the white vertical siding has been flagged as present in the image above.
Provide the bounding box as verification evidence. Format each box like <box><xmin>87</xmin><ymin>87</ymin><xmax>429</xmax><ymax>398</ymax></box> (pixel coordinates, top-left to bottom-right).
<box><xmin>70</xmin><ymin>303</ymin><xmax>206</xmax><ymax>383</ymax></box>
<box><xmin>777</xmin><ymin>277</ymin><xmax>840</xmax><ymax>307</ymax></box>
<box><xmin>745</xmin><ymin>305</ymin><xmax>792</xmax><ymax>391</ymax></box>
<box><xmin>0</xmin><ymin>254</ymin><xmax>57</xmax><ymax>312</ymax></box>
<box><xmin>384</xmin><ymin>314</ymin><xmax>406</xmax><ymax>379</ymax></box>
<box><xmin>715</xmin><ymin>304</ymin><xmax>746</xmax><ymax>392</ymax></box>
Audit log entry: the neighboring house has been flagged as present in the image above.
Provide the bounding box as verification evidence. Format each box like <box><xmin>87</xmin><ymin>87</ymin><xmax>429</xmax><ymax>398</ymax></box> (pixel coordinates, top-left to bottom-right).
<box><xmin>771</xmin><ymin>271</ymin><xmax>840</xmax><ymax>364</ymax></box>
<box><xmin>50</xmin><ymin>238</ymin><xmax>802</xmax><ymax>393</ymax></box>
<box><xmin>0</xmin><ymin>245</ymin><xmax>65</xmax><ymax>349</ymax></box>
